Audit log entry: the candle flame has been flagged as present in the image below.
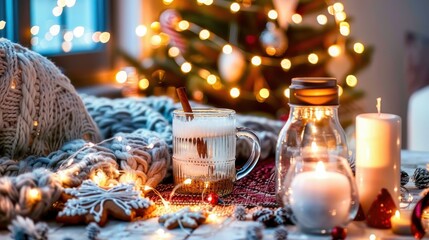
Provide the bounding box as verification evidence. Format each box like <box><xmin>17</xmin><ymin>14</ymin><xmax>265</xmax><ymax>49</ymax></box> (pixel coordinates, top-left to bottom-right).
<box><xmin>376</xmin><ymin>97</ymin><xmax>381</xmax><ymax>115</ymax></box>
<box><xmin>315</xmin><ymin>161</ymin><xmax>325</xmax><ymax>173</ymax></box>
<box><xmin>311</xmin><ymin>141</ymin><xmax>318</xmax><ymax>152</ymax></box>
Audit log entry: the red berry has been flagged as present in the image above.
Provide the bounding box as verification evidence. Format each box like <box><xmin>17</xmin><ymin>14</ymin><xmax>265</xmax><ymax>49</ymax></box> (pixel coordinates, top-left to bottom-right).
<box><xmin>331</xmin><ymin>226</ymin><xmax>347</xmax><ymax>240</ymax></box>
<box><xmin>206</xmin><ymin>192</ymin><xmax>219</xmax><ymax>205</ymax></box>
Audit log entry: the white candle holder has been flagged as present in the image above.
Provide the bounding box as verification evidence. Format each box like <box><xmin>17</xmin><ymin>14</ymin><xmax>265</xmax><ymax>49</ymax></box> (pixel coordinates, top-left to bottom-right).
<box><xmin>282</xmin><ymin>154</ymin><xmax>359</xmax><ymax>234</ymax></box>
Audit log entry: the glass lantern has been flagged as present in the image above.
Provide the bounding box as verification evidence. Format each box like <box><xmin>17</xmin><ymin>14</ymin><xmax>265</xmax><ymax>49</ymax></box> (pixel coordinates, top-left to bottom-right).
<box><xmin>275</xmin><ymin>78</ymin><xmax>350</xmax><ymax>204</ymax></box>
<box><xmin>282</xmin><ymin>154</ymin><xmax>359</xmax><ymax>234</ymax></box>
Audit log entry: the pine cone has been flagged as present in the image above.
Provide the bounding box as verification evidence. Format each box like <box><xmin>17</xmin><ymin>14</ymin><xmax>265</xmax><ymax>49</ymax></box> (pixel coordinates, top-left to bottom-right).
<box><xmin>401</xmin><ymin>170</ymin><xmax>410</xmax><ymax>186</ymax></box>
<box><xmin>245</xmin><ymin>224</ymin><xmax>264</xmax><ymax>240</ymax></box>
<box><xmin>273</xmin><ymin>208</ymin><xmax>293</xmax><ymax>225</ymax></box>
<box><xmin>234</xmin><ymin>205</ymin><xmax>247</xmax><ymax>221</ymax></box>
<box><xmin>274</xmin><ymin>225</ymin><xmax>288</xmax><ymax>240</ymax></box>
<box><xmin>413</xmin><ymin>168</ymin><xmax>429</xmax><ymax>189</ymax></box>
<box><xmin>252</xmin><ymin>208</ymin><xmax>275</xmax><ymax>227</ymax></box>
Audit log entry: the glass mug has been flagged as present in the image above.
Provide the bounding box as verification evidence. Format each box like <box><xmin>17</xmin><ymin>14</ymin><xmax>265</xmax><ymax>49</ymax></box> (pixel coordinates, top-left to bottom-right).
<box><xmin>172</xmin><ymin>108</ymin><xmax>261</xmax><ymax>196</ymax></box>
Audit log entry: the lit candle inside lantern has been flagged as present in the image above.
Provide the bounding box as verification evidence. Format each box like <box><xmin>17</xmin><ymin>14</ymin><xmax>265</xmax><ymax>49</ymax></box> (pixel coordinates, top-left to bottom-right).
<box><xmin>290</xmin><ymin>161</ymin><xmax>352</xmax><ymax>232</ymax></box>
<box><xmin>355</xmin><ymin>98</ymin><xmax>401</xmax><ymax>214</ymax></box>
<box><xmin>391</xmin><ymin>210</ymin><xmax>412</xmax><ymax>235</ymax></box>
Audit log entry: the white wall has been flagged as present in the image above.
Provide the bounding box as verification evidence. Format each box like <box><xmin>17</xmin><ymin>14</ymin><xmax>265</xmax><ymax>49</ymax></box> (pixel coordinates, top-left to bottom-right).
<box><xmin>342</xmin><ymin>0</ymin><xmax>429</xmax><ymax>148</ymax></box>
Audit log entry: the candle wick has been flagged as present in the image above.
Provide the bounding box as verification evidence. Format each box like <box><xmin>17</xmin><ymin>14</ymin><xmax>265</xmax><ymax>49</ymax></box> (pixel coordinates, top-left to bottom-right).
<box><xmin>376</xmin><ymin>97</ymin><xmax>382</xmax><ymax>116</ymax></box>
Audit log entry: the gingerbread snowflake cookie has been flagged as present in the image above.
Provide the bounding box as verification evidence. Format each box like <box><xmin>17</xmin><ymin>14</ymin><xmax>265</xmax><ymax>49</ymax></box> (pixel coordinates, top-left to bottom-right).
<box><xmin>158</xmin><ymin>207</ymin><xmax>207</xmax><ymax>229</ymax></box>
<box><xmin>57</xmin><ymin>180</ymin><xmax>155</xmax><ymax>226</ymax></box>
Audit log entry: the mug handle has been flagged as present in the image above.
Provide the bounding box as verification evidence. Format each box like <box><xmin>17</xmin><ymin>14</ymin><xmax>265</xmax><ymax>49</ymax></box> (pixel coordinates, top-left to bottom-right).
<box><xmin>235</xmin><ymin>127</ymin><xmax>261</xmax><ymax>180</ymax></box>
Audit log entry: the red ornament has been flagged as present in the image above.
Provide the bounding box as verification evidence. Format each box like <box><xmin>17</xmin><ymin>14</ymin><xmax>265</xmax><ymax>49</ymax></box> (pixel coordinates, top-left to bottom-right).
<box><xmin>366</xmin><ymin>188</ymin><xmax>397</xmax><ymax>229</ymax></box>
<box><xmin>331</xmin><ymin>226</ymin><xmax>347</xmax><ymax>240</ymax></box>
<box><xmin>411</xmin><ymin>191</ymin><xmax>429</xmax><ymax>239</ymax></box>
<box><xmin>206</xmin><ymin>192</ymin><xmax>219</xmax><ymax>205</ymax></box>
<box><xmin>353</xmin><ymin>203</ymin><xmax>366</xmax><ymax>221</ymax></box>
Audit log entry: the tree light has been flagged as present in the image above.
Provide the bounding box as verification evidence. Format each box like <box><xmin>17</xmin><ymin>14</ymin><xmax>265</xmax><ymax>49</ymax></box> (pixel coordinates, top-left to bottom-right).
<box><xmin>139</xmin><ymin>78</ymin><xmax>150</xmax><ymax>90</ymax></box>
<box><xmin>346</xmin><ymin>75</ymin><xmax>358</xmax><ymax>87</ymax></box>
<box><xmin>163</xmin><ymin>0</ymin><xmax>173</xmax><ymax>5</ymax></box>
<box><xmin>92</xmin><ymin>32</ymin><xmax>101</xmax><ymax>42</ymax></box>
<box><xmin>168</xmin><ymin>47</ymin><xmax>180</xmax><ymax>57</ymax></box>
<box><xmin>135</xmin><ymin>25</ymin><xmax>147</xmax><ymax>37</ymax></box>
<box><xmin>333</xmin><ymin>2</ymin><xmax>344</xmax><ymax>13</ymax></box>
<box><xmin>151</xmin><ymin>35</ymin><xmax>162</xmax><ymax>46</ymax></box>
<box><xmin>177</xmin><ymin>20</ymin><xmax>190</xmax><ymax>31</ymax></box>
<box><xmin>222</xmin><ymin>44</ymin><xmax>232</xmax><ymax>54</ymax></box>
<box><xmin>65</xmin><ymin>0</ymin><xmax>76</xmax><ymax>8</ymax></box>
<box><xmin>259</xmin><ymin>88</ymin><xmax>270</xmax><ymax>99</ymax></box>
<box><xmin>335</xmin><ymin>12</ymin><xmax>347</xmax><ymax>21</ymax></box>
<box><xmin>57</xmin><ymin>0</ymin><xmax>66</xmax><ymax>7</ymax></box>
<box><xmin>354</xmin><ymin>42</ymin><xmax>365</xmax><ymax>54</ymax></box>
<box><xmin>251</xmin><ymin>56</ymin><xmax>262</xmax><ymax>66</ymax></box>
<box><xmin>328</xmin><ymin>45</ymin><xmax>341</xmax><ymax>57</ymax></box>
<box><xmin>292</xmin><ymin>13</ymin><xmax>302</xmax><ymax>24</ymax></box>
<box><xmin>308</xmin><ymin>53</ymin><xmax>318</xmax><ymax>64</ymax></box>
<box><xmin>268</xmin><ymin>10</ymin><xmax>278</xmax><ymax>20</ymax></box>
<box><xmin>281</xmin><ymin>59</ymin><xmax>291</xmax><ymax>70</ymax></box>
<box><xmin>207</xmin><ymin>74</ymin><xmax>217</xmax><ymax>85</ymax></box>
<box><xmin>230</xmin><ymin>3</ymin><xmax>240</xmax><ymax>13</ymax></box>
<box><xmin>199</xmin><ymin>29</ymin><xmax>210</xmax><ymax>40</ymax></box>
<box><xmin>317</xmin><ymin>15</ymin><xmax>327</xmax><ymax>25</ymax></box>
<box><xmin>181</xmin><ymin>62</ymin><xmax>192</xmax><ymax>73</ymax></box>
<box><xmin>151</xmin><ymin>21</ymin><xmax>161</xmax><ymax>31</ymax></box>
<box><xmin>339</xmin><ymin>22</ymin><xmax>350</xmax><ymax>36</ymax></box>
<box><xmin>230</xmin><ymin>87</ymin><xmax>240</xmax><ymax>98</ymax></box>
<box><xmin>338</xmin><ymin>85</ymin><xmax>343</xmax><ymax>96</ymax></box>
<box><xmin>284</xmin><ymin>88</ymin><xmax>290</xmax><ymax>98</ymax></box>
<box><xmin>327</xmin><ymin>5</ymin><xmax>335</xmax><ymax>15</ymax></box>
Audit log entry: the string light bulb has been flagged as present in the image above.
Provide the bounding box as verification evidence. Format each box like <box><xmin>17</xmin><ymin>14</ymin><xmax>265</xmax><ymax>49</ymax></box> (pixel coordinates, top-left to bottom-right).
<box><xmin>61</xmin><ymin>42</ymin><xmax>72</xmax><ymax>52</ymax></box>
<box><xmin>346</xmin><ymin>75</ymin><xmax>358</xmax><ymax>87</ymax></box>
<box><xmin>222</xmin><ymin>44</ymin><xmax>232</xmax><ymax>54</ymax></box>
<box><xmin>281</xmin><ymin>59</ymin><xmax>291</xmax><ymax>70</ymax></box>
<box><xmin>181</xmin><ymin>62</ymin><xmax>192</xmax><ymax>73</ymax></box>
<box><xmin>230</xmin><ymin>87</ymin><xmax>240</xmax><ymax>98</ymax></box>
<box><xmin>52</xmin><ymin>6</ymin><xmax>63</xmax><ymax>17</ymax></box>
<box><xmin>328</xmin><ymin>44</ymin><xmax>341</xmax><ymax>57</ymax></box>
<box><xmin>49</xmin><ymin>25</ymin><xmax>60</xmax><ymax>36</ymax></box>
<box><xmin>199</xmin><ymin>29</ymin><xmax>210</xmax><ymax>40</ymax></box>
<box><xmin>151</xmin><ymin>35</ymin><xmax>162</xmax><ymax>46</ymax></box>
<box><xmin>251</xmin><ymin>56</ymin><xmax>262</xmax><ymax>66</ymax></box>
<box><xmin>207</xmin><ymin>74</ymin><xmax>217</xmax><ymax>85</ymax></box>
<box><xmin>317</xmin><ymin>14</ymin><xmax>328</xmax><ymax>25</ymax></box>
<box><xmin>268</xmin><ymin>10</ymin><xmax>278</xmax><ymax>20</ymax></box>
<box><xmin>177</xmin><ymin>20</ymin><xmax>190</xmax><ymax>31</ymax></box>
<box><xmin>116</xmin><ymin>70</ymin><xmax>127</xmax><ymax>84</ymax></box>
<box><xmin>338</xmin><ymin>85</ymin><xmax>343</xmax><ymax>96</ymax></box>
<box><xmin>284</xmin><ymin>88</ymin><xmax>290</xmax><ymax>98</ymax></box>
<box><xmin>230</xmin><ymin>3</ymin><xmax>240</xmax><ymax>13</ymax></box>
<box><xmin>354</xmin><ymin>42</ymin><xmax>365</xmax><ymax>54</ymax></box>
<box><xmin>27</xmin><ymin>188</ymin><xmax>42</xmax><ymax>202</ymax></box>
<box><xmin>308</xmin><ymin>53</ymin><xmax>319</xmax><ymax>64</ymax></box>
<box><xmin>163</xmin><ymin>0</ymin><xmax>174</xmax><ymax>5</ymax></box>
<box><xmin>259</xmin><ymin>88</ymin><xmax>270</xmax><ymax>99</ymax></box>
<box><xmin>168</xmin><ymin>47</ymin><xmax>180</xmax><ymax>57</ymax></box>
<box><xmin>73</xmin><ymin>26</ymin><xmax>84</xmax><ymax>38</ymax></box>
<box><xmin>99</xmin><ymin>32</ymin><xmax>110</xmax><ymax>43</ymax></box>
<box><xmin>335</xmin><ymin>12</ymin><xmax>347</xmax><ymax>21</ymax></box>
<box><xmin>150</xmin><ymin>21</ymin><xmax>161</xmax><ymax>31</ymax></box>
<box><xmin>139</xmin><ymin>78</ymin><xmax>150</xmax><ymax>90</ymax></box>
<box><xmin>333</xmin><ymin>2</ymin><xmax>344</xmax><ymax>13</ymax></box>
<box><xmin>30</xmin><ymin>26</ymin><xmax>40</xmax><ymax>35</ymax></box>
<box><xmin>327</xmin><ymin>5</ymin><xmax>335</xmax><ymax>15</ymax></box>
<box><xmin>135</xmin><ymin>25</ymin><xmax>147</xmax><ymax>37</ymax></box>
<box><xmin>291</xmin><ymin>13</ymin><xmax>302</xmax><ymax>24</ymax></box>
<box><xmin>339</xmin><ymin>22</ymin><xmax>350</xmax><ymax>36</ymax></box>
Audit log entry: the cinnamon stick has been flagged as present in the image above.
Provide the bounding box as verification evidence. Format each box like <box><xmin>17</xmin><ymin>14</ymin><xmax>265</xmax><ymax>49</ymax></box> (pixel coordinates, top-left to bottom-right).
<box><xmin>176</xmin><ymin>87</ymin><xmax>194</xmax><ymax>120</ymax></box>
<box><xmin>175</xmin><ymin>87</ymin><xmax>207</xmax><ymax>158</ymax></box>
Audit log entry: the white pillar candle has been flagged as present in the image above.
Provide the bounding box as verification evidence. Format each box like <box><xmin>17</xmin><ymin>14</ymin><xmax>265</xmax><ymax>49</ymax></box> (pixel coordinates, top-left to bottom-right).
<box><xmin>290</xmin><ymin>161</ymin><xmax>352</xmax><ymax>232</ymax></box>
<box><xmin>355</xmin><ymin>111</ymin><xmax>401</xmax><ymax>214</ymax></box>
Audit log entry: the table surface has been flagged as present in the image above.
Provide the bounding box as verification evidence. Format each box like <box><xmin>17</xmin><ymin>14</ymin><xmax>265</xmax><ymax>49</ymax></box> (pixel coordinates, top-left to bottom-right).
<box><xmin>1</xmin><ymin>150</ymin><xmax>429</xmax><ymax>240</ymax></box>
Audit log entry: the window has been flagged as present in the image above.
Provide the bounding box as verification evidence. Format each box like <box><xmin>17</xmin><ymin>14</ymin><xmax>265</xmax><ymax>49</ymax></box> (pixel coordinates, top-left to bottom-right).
<box><xmin>30</xmin><ymin>0</ymin><xmax>107</xmax><ymax>55</ymax></box>
<box><xmin>0</xmin><ymin>0</ymin><xmax>114</xmax><ymax>87</ymax></box>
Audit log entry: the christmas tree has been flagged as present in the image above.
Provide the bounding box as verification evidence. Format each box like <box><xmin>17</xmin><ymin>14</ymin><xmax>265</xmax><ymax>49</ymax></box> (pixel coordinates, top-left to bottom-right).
<box><xmin>121</xmin><ymin>0</ymin><xmax>372</xmax><ymax>126</ymax></box>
